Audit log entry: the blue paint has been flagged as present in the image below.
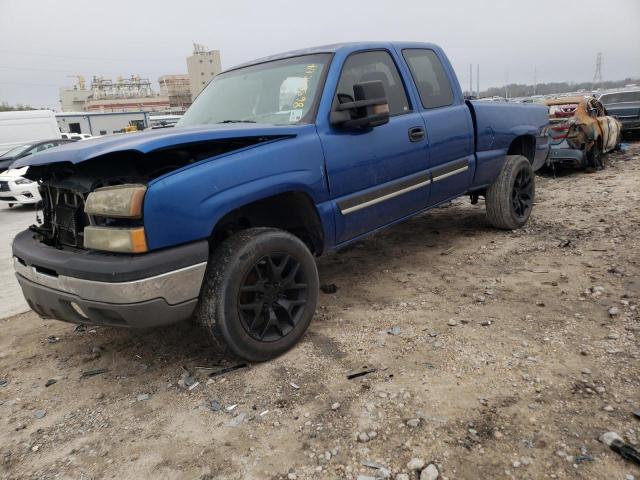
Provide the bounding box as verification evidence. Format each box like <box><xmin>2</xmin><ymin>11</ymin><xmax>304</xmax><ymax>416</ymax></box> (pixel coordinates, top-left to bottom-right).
<box><xmin>17</xmin><ymin>42</ymin><xmax>550</xmax><ymax>254</ymax></box>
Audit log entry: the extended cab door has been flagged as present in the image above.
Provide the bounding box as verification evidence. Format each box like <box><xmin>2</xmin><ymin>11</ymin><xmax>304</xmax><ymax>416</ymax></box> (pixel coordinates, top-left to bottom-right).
<box><xmin>318</xmin><ymin>50</ymin><xmax>430</xmax><ymax>244</ymax></box>
<box><xmin>401</xmin><ymin>48</ymin><xmax>475</xmax><ymax>206</ymax></box>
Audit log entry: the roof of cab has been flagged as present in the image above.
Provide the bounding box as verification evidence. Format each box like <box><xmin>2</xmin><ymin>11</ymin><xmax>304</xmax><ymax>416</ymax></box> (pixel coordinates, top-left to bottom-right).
<box><xmin>229</xmin><ymin>41</ymin><xmax>442</xmax><ymax>71</ymax></box>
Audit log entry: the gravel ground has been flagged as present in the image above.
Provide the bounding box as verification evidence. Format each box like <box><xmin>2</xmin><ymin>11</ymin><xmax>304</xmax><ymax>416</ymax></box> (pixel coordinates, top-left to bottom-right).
<box><xmin>1</xmin><ymin>142</ymin><xmax>639</xmax><ymax>480</ymax></box>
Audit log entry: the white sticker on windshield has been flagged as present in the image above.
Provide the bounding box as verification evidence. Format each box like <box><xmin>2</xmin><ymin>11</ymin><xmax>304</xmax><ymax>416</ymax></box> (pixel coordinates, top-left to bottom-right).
<box><xmin>289</xmin><ymin>109</ymin><xmax>303</xmax><ymax>122</ymax></box>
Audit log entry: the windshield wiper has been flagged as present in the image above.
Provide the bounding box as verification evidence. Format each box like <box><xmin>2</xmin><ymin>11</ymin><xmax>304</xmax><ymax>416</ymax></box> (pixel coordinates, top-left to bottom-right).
<box><xmin>217</xmin><ymin>119</ymin><xmax>257</xmax><ymax>124</ymax></box>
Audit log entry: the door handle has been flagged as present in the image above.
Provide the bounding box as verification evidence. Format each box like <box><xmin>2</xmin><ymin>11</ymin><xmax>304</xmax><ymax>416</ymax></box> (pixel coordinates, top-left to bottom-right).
<box><xmin>408</xmin><ymin>126</ymin><xmax>425</xmax><ymax>142</ymax></box>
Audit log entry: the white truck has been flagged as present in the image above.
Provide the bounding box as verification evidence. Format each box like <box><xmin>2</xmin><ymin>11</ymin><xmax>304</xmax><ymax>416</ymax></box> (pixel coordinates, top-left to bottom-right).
<box><xmin>0</xmin><ymin>110</ymin><xmax>62</xmax><ymax>156</ymax></box>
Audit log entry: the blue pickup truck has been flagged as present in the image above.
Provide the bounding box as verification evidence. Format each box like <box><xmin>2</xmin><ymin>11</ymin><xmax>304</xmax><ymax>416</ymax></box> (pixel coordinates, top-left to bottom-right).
<box><xmin>12</xmin><ymin>42</ymin><xmax>549</xmax><ymax>361</ymax></box>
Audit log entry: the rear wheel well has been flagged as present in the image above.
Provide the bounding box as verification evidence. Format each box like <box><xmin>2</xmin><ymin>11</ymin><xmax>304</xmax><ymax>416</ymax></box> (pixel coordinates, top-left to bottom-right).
<box><xmin>507</xmin><ymin>135</ymin><xmax>536</xmax><ymax>164</ymax></box>
<box><xmin>210</xmin><ymin>192</ymin><xmax>324</xmax><ymax>255</ymax></box>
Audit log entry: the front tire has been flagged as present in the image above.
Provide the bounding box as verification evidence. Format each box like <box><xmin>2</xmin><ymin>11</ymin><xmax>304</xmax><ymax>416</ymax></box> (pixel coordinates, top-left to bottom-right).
<box><xmin>485</xmin><ymin>155</ymin><xmax>535</xmax><ymax>230</ymax></box>
<box><xmin>196</xmin><ymin>228</ymin><xmax>319</xmax><ymax>362</ymax></box>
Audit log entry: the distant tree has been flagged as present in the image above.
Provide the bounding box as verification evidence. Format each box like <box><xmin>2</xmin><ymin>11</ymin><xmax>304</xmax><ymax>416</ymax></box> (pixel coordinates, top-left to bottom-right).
<box><xmin>0</xmin><ymin>102</ymin><xmax>36</xmax><ymax>112</ymax></box>
<box><xmin>470</xmin><ymin>77</ymin><xmax>639</xmax><ymax>99</ymax></box>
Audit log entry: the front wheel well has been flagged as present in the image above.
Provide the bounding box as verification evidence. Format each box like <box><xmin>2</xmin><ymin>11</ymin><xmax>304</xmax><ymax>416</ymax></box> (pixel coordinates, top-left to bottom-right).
<box><xmin>507</xmin><ymin>135</ymin><xmax>536</xmax><ymax>164</ymax></box>
<box><xmin>210</xmin><ymin>191</ymin><xmax>324</xmax><ymax>255</ymax></box>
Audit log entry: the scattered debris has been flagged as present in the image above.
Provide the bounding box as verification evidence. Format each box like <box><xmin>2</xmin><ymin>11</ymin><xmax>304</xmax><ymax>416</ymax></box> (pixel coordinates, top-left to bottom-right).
<box><xmin>178</xmin><ymin>372</ymin><xmax>197</xmax><ymax>390</ymax></box>
<box><xmin>599</xmin><ymin>431</ymin><xmax>640</xmax><ymax>466</ymax></box>
<box><xmin>447</xmin><ymin>319</ymin><xmax>458</xmax><ymax>326</ymax></box>
<box><xmin>209</xmin><ymin>400</ymin><xmax>223</xmax><ymax>412</ymax></box>
<box><xmin>575</xmin><ymin>454</ymin><xmax>594</xmax><ymax>464</ymax></box>
<box><xmin>406</xmin><ymin>418</ymin><xmax>421</xmax><ymax>427</ymax></box>
<box><xmin>331</xmin><ymin>402</ymin><xmax>341</xmax><ymax>410</ymax></box>
<box><xmin>46</xmin><ymin>335</ymin><xmax>59</xmax><ymax>344</ymax></box>
<box><xmin>407</xmin><ymin>458</ymin><xmax>425</xmax><ymax>471</ymax></box>
<box><xmin>136</xmin><ymin>393</ymin><xmax>150</xmax><ymax>402</ymax></box>
<box><xmin>633</xmin><ymin>410</ymin><xmax>640</xmax><ymax>420</ymax></box>
<box><xmin>362</xmin><ymin>460</ymin><xmax>390</xmax><ymax>478</ymax></box>
<box><xmin>421</xmin><ymin>464</ymin><xmax>439</xmax><ymax>480</ymax></box>
<box><xmin>320</xmin><ymin>284</ymin><xmax>338</xmax><ymax>294</ymax></box>
<box><xmin>73</xmin><ymin>324</ymin><xmax>86</xmax><ymax>333</ymax></box>
<box><xmin>347</xmin><ymin>368</ymin><xmax>377</xmax><ymax>380</ymax></box>
<box><xmin>226</xmin><ymin>404</ymin><xmax>238</xmax><ymax>412</ymax></box>
<box><xmin>33</xmin><ymin>410</ymin><xmax>46</xmax><ymax>419</ymax></box>
<box><xmin>290</xmin><ymin>382</ymin><xmax>300</xmax><ymax>389</ymax></box>
<box><xmin>228</xmin><ymin>412</ymin><xmax>246</xmax><ymax>427</ymax></box>
<box><xmin>608</xmin><ymin>306</ymin><xmax>620</xmax><ymax>317</ymax></box>
<box><xmin>44</xmin><ymin>379</ymin><xmax>57</xmax><ymax>387</ymax></box>
<box><xmin>207</xmin><ymin>364</ymin><xmax>247</xmax><ymax>378</ymax></box>
<box><xmin>386</xmin><ymin>326</ymin><xmax>401</xmax><ymax>335</ymax></box>
<box><xmin>80</xmin><ymin>368</ymin><xmax>107</xmax><ymax>378</ymax></box>
<box><xmin>0</xmin><ymin>378</ymin><xmax>7</xmax><ymax>387</ymax></box>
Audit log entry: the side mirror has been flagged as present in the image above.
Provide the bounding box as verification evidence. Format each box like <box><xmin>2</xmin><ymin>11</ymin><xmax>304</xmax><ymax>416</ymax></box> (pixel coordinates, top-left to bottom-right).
<box><xmin>331</xmin><ymin>80</ymin><xmax>390</xmax><ymax>129</ymax></box>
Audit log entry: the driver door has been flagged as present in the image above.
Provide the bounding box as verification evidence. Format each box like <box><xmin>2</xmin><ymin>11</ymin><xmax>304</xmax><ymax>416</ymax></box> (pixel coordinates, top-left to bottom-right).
<box><xmin>318</xmin><ymin>50</ymin><xmax>430</xmax><ymax>244</ymax></box>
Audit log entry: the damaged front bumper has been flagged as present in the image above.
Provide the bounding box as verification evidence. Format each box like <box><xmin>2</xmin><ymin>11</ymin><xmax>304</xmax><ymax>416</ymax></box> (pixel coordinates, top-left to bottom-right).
<box><xmin>12</xmin><ymin>230</ymin><xmax>209</xmax><ymax>327</ymax></box>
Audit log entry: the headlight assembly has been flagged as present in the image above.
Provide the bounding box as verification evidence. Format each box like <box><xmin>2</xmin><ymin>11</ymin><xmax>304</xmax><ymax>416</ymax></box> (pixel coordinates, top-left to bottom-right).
<box><xmin>84</xmin><ymin>184</ymin><xmax>146</xmax><ymax>218</ymax></box>
<box><xmin>84</xmin><ymin>226</ymin><xmax>148</xmax><ymax>253</ymax></box>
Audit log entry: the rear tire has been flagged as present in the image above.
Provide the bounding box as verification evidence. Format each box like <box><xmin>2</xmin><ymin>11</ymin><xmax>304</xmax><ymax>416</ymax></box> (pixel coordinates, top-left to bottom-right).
<box><xmin>586</xmin><ymin>143</ymin><xmax>604</xmax><ymax>171</ymax></box>
<box><xmin>485</xmin><ymin>155</ymin><xmax>535</xmax><ymax>230</ymax></box>
<box><xmin>196</xmin><ymin>228</ymin><xmax>319</xmax><ymax>362</ymax></box>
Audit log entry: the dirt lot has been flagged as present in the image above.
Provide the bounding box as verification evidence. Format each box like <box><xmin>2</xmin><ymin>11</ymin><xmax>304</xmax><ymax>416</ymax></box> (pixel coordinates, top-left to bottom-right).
<box><xmin>1</xmin><ymin>143</ymin><xmax>639</xmax><ymax>480</ymax></box>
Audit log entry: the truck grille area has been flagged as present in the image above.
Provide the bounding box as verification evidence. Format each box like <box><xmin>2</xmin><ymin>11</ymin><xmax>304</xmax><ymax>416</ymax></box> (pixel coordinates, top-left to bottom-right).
<box><xmin>38</xmin><ymin>186</ymin><xmax>90</xmax><ymax>248</ymax></box>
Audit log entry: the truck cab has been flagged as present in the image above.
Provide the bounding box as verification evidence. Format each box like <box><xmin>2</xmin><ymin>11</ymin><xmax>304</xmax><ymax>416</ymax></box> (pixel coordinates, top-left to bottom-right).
<box><xmin>12</xmin><ymin>42</ymin><xmax>549</xmax><ymax>361</ymax></box>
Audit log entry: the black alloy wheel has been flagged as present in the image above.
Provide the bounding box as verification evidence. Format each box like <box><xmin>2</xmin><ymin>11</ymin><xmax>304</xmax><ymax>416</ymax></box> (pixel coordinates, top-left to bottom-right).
<box><xmin>196</xmin><ymin>228</ymin><xmax>319</xmax><ymax>362</ymax></box>
<box><xmin>238</xmin><ymin>253</ymin><xmax>308</xmax><ymax>342</ymax></box>
<box><xmin>511</xmin><ymin>168</ymin><xmax>534</xmax><ymax>220</ymax></box>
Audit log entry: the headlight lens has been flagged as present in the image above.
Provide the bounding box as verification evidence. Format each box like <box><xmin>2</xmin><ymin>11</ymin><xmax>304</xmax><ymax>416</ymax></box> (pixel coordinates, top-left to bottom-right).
<box><xmin>83</xmin><ymin>226</ymin><xmax>148</xmax><ymax>253</ymax></box>
<box><xmin>84</xmin><ymin>184</ymin><xmax>146</xmax><ymax>218</ymax></box>
<box><xmin>15</xmin><ymin>178</ymin><xmax>33</xmax><ymax>185</ymax></box>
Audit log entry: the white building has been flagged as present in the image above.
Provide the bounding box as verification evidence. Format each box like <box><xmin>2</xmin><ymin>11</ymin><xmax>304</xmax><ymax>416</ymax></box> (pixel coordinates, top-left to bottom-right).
<box><xmin>56</xmin><ymin>111</ymin><xmax>152</xmax><ymax>136</ymax></box>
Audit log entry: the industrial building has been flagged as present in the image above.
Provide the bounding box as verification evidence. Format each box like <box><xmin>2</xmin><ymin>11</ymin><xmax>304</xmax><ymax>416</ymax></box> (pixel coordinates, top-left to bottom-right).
<box><xmin>56</xmin><ymin>111</ymin><xmax>151</xmax><ymax>136</ymax></box>
<box><xmin>58</xmin><ymin>44</ymin><xmax>222</xmax><ymax>112</ymax></box>
<box><xmin>186</xmin><ymin>43</ymin><xmax>222</xmax><ymax>100</ymax></box>
<box><xmin>158</xmin><ymin>74</ymin><xmax>192</xmax><ymax>112</ymax></box>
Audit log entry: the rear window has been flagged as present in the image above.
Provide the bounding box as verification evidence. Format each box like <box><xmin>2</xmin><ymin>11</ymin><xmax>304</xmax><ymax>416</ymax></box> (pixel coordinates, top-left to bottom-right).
<box><xmin>402</xmin><ymin>49</ymin><xmax>454</xmax><ymax>109</ymax></box>
<box><xmin>600</xmin><ymin>91</ymin><xmax>640</xmax><ymax>104</ymax></box>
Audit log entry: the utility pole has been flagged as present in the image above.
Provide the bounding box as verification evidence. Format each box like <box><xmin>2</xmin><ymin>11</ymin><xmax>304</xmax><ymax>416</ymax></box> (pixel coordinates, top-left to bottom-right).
<box><xmin>505</xmin><ymin>70</ymin><xmax>509</xmax><ymax>99</ymax></box>
<box><xmin>469</xmin><ymin>64</ymin><xmax>473</xmax><ymax>97</ymax></box>
<box><xmin>476</xmin><ymin>64</ymin><xmax>480</xmax><ymax>98</ymax></box>
<box><xmin>533</xmin><ymin>66</ymin><xmax>537</xmax><ymax>96</ymax></box>
<box><xmin>592</xmin><ymin>52</ymin><xmax>603</xmax><ymax>90</ymax></box>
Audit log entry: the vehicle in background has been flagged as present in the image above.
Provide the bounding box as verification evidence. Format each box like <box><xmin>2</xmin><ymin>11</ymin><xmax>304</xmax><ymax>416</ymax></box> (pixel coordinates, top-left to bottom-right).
<box><xmin>545</xmin><ymin>96</ymin><xmax>621</xmax><ymax>170</ymax></box>
<box><xmin>0</xmin><ymin>139</ymin><xmax>76</xmax><ymax>172</ymax></box>
<box><xmin>0</xmin><ymin>166</ymin><xmax>40</xmax><ymax>207</ymax></box>
<box><xmin>12</xmin><ymin>42</ymin><xmax>549</xmax><ymax>362</ymax></box>
<box><xmin>0</xmin><ymin>110</ymin><xmax>61</xmax><ymax>156</ymax></box>
<box><xmin>61</xmin><ymin>132</ymin><xmax>93</xmax><ymax>140</ymax></box>
<box><xmin>149</xmin><ymin>114</ymin><xmax>182</xmax><ymax>129</ymax></box>
<box><xmin>598</xmin><ymin>90</ymin><xmax>640</xmax><ymax>133</ymax></box>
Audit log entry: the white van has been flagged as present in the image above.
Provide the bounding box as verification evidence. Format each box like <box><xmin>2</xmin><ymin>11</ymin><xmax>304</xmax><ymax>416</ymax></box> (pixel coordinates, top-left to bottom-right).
<box><xmin>0</xmin><ymin>110</ymin><xmax>62</xmax><ymax>156</ymax></box>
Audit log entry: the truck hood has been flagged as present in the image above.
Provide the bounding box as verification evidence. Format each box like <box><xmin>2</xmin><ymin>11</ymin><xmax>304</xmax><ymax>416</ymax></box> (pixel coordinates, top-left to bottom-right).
<box><xmin>13</xmin><ymin>123</ymin><xmax>300</xmax><ymax>168</ymax></box>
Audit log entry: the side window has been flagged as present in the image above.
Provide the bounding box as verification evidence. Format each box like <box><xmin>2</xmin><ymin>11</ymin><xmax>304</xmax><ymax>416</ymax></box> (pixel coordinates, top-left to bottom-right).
<box><xmin>402</xmin><ymin>49</ymin><xmax>454</xmax><ymax>109</ymax></box>
<box><xmin>35</xmin><ymin>143</ymin><xmax>55</xmax><ymax>152</ymax></box>
<box><xmin>335</xmin><ymin>51</ymin><xmax>410</xmax><ymax>116</ymax></box>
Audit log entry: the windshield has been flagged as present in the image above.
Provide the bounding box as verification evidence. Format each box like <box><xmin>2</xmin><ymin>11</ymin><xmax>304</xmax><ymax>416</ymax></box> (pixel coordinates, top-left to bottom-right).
<box><xmin>600</xmin><ymin>91</ymin><xmax>640</xmax><ymax>104</ymax></box>
<box><xmin>178</xmin><ymin>54</ymin><xmax>331</xmax><ymax>127</ymax></box>
<box><xmin>0</xmin><ymin>144</ymin><xmax>32</xmax><ymax>158</ymax></box>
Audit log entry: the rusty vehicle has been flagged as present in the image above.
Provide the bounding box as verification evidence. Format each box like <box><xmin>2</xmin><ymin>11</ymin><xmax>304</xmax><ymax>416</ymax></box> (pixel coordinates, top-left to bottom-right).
<box><xmin>545</xmin><ymin>96</ymin><xmax>621</xmax><ymax>170</ymax></box>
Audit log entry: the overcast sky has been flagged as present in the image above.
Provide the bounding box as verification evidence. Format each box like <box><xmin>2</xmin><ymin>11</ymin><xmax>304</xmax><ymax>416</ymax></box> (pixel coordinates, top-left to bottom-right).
<box><xmin>1</xmin><ymin>0</ymin><xmax>639</xmax><ymax>108</ymax></box>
